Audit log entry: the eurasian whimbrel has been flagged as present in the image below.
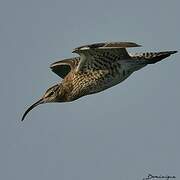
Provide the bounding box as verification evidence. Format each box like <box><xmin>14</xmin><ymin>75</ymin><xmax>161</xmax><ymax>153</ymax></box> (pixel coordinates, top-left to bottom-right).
<box><xmin>22</xmin><ymin>42</ymin><xmax>177</xmax><ymax>121</ymax></box>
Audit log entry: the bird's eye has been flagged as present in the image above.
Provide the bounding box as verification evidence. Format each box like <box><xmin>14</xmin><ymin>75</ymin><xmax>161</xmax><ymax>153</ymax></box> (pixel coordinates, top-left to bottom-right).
<box><xmin>48</xmin><ymin>91</ymin><xmax>54</xmax><ymax>96</ymax></box>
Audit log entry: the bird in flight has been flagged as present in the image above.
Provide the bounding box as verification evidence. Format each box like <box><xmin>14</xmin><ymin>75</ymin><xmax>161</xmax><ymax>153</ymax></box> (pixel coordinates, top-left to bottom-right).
<box><xmin>22</xmin><ymin>42</ymin><xmax>177</xmax><ymax>121</ymax></box>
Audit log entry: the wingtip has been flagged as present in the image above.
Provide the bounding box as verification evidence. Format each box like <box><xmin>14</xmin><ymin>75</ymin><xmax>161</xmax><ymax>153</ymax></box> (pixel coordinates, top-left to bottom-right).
<box><xmin>167</xmin><ymin>50</ymin><xmax>178</xmax><ymax>55</ymax></box>
<box><xmin>72</xmin><ymin>49</ymin><xmax>76</xmax><ymax>53</ymax></box>
<box><xmin>136</xmin><ymin>44</ymin><xmax>142</xmax><ymax>47</ymax></box>
<box><xmin>72</xmin><ymin>48</ymin><xmax>79</xmax><ymax>53</ymax></box>
<box><xmin>49</xmin><ymin>63</ymin><xmax>55</xmax><ymax>70</ymax></box>
<box><xmin>50</xmin><ymin>61</ymin><xmax>61</xmax><ymax>69</ymax></box>
<box><xmin>131</xmin><ymin>42</ymin><xmax>141</xmax><ymax>47</ymax></box>
<box><xmin>172</xmin><ymin>50</ymin><xmax>178</xmax><ymax>54</ymax></box>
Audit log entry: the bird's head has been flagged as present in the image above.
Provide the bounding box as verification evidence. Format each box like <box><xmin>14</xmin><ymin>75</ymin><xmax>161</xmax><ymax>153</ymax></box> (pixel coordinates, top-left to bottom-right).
<box><xmin>21</xmin><ymin>84</ymin><xmax>64</xmax><ymax>121</ymax></box>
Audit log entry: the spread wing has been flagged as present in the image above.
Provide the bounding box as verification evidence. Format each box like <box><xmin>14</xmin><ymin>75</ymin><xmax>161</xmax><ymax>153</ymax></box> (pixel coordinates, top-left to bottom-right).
<box><xmin>50</xmin><ymin>57</ymin><xmax>80</xmax><ymax>78</ymax></box>
<box><xmin>72</xmin><ymin>42</ymin><xmax>141</xmax><ymax>71</ymax></box>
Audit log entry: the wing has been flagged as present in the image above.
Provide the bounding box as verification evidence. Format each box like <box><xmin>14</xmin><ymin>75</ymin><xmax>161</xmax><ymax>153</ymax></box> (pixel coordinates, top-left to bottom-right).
<box><xmin>72</xmin><ymin>42</ymin><xmax>141</xmax><ymax>71</ymax></box>
<box><xmin>50</xmin><ymin>57</ymin><xmax>80</xmax><ymax>78</ymax></box>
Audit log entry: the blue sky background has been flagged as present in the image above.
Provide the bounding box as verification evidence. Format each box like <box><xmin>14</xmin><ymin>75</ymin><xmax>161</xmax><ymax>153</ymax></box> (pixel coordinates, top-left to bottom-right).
<box><xmin>0</xmin><ymin>0</ymin><xmax>179</xmax><ymax>180</ymax></box>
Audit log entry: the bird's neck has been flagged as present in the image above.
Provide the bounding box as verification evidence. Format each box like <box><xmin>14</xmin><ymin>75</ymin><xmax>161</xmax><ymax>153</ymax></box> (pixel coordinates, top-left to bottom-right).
<box><xmin>58</xmin><ymin>83</ymin><xmax>74</xmax><ymax>102</ymax></box>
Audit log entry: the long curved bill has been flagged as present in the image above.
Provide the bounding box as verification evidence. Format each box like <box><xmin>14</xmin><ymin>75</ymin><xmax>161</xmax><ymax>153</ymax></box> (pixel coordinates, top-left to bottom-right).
<box><xmin>21</xmin><ymin>98</ymin><xmax>44</xmax><ymax>121</ymax></box>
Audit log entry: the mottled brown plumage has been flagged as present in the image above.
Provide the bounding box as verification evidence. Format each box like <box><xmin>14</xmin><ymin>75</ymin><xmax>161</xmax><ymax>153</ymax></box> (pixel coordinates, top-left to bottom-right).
<box><xmin>22</xmin><ymin>42</ymin><xmax>177</xmax><ymax>121</ymax></box>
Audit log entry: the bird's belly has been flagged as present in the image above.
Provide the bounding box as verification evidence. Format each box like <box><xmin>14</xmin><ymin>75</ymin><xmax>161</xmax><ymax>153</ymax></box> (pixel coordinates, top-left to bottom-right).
<box><xmin>70</xmin><ymin>67</ymin><xmax>133</xmax><ymax>100</ymax></box>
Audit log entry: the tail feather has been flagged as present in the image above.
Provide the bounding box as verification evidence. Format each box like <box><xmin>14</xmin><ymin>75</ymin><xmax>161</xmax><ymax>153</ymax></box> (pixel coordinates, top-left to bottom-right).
<box><xmin>131</xmin><ymin>51</ymin><xmax>178</xmax><ymax>64</ymax></box>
